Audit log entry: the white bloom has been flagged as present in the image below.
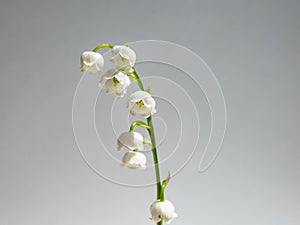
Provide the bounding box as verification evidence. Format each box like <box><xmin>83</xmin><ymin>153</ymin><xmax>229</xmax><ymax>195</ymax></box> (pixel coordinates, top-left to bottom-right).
<box><xmin>150</xmin><ymin>200</ymin><xmax>178</xmax><ymax>224</ymax></box>
<box><xmin>111</xmin><ymin>45</ymin><xmax>136</xmax><ymax>72</ymax></box>
<box><xmin>99</xmin><ymin>69</ymin><xmax>131</xmax><ymax>97</ymax></box>
<box><xmin>80</xmin><ymin>51</ymin><xmax>104</xmax><ymax>73</ymax></box>
<box><xmin>127</xmin><ymin>91</ymin><xmax>156</xmax><ymax>118</ymax></box>
<box><xmin>117</xmin><ymin>131</ymin><xmax>144</xmax><ymax>151</ymax></box>
<box><xmin>121</xmin><ymin>151</ymin><xmax>147</xmax><ymax>169</ymax></box>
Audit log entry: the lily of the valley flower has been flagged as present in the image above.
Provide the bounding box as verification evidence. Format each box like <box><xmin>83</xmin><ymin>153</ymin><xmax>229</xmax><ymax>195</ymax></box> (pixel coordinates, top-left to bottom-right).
<box><xmin>127</xmin><ymin>91</ymin><xmax>156</xmax><ymax>118</ymax></box>
<box><xmin>121</xmin><ymin>151</ymin><xmax>147</xmax><ymax>169</ymax></box>
<box><xmin>150</xmin><ymin>200</ymin><xmax>178</xmax><ymax>224</ymax></box>
<box><xmin>80</xmin><ymin>51</ymin><xmax>104</xmax><ymax>73</ymax></box>
<box><xmin>111</xmin><ymin>45</ymin><xmax>136</xmax><ymax>72</ymax></box>
<box><xmin>99</xmin><ymin>69</ymin><xmax>130</xmax><ymax>97</ymax></box>
<box><xmin>117</xmin><ymin>131</ymin><xmax>144</xmax><ymax>151</ymax></box>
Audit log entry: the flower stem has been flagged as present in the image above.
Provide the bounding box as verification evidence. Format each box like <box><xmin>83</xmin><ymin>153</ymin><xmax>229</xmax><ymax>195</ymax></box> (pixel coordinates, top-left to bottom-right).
<box><xmin>132</xmin><ymin>67</ymin><xmax>162</xmax><ymax>201</ymax></box>
<box><xmin>129</xmin><ymin>76</ymin><xmax>162</xmax><ymax>225</ymax></box>
<box><xmin>92</xmin><ymin>43</ymin><xmax>113</xmax><ymax>52</ymax></box>
<box><xmin>147</xmin><ymin>115</ymin><xmax>161</xmax><ymax>199</ymax></box>
<box><xmin>148</xmin><ymin>116</ymin><xmax>163</xmax><ymax>225</ymax></box>
<box><xmin>129</xmin><ymin>120</ymin><xmax>150</xmax><ymax>132</ymax></box>
<box><xmin>132</xmin><ymin>67</ymin><xmax>145</xmax><ymax>91</ymax></box>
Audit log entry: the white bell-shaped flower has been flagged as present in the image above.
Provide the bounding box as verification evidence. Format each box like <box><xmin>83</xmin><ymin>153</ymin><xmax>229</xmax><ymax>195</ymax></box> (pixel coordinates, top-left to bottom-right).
<box><xmin>127</xmin><ymin>91</ymin><xmax>156</xmax><ymax>118</ymax></box>
<box><xmin>99</xmin><ymin>69</ymin><xmax>131</xmax><ymax>97</ymax></box>
<box><xmin>80</xmin><ymin>51</ymin><xmax>104</xmax><ymax>73</ymax></box>
<box><xmin>117</xmin><ymin>131</ymin><xmax>144</xmax><ymax>151</ymax></box>
<box><xmin>121</xmin><ymin>151</ymin><xmax>147</xmax><ymax>169</ymax></box>
<box><xmin>111</xmin><ymin>45</ymin><xmax>136</xmax><ymax>72</ymax></box>
<box><xmin>150</xmin><ymin>200</ymin><xmax>178</xmax><ymax>224</ymax></box>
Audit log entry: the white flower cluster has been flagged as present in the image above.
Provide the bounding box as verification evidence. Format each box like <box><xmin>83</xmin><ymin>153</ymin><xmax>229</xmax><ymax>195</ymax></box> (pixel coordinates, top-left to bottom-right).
<box><xmin>80</xmin><ymin>45</ymin><xmax>156</xmax><ymax>165</ymax></box>
<box><xmin>80</xmin><ymin>45</ymin><xmax>136</xmax><ymax>97</ymax></box>
<box><xmin>117</xmin><ymin>131</ymin><xmax>146</xmax><ymax>169</ymax></box>
<box><xmin>80</xmin><ymin>44</ymin><xmax>177</xmax><ymax>224</ymax></box>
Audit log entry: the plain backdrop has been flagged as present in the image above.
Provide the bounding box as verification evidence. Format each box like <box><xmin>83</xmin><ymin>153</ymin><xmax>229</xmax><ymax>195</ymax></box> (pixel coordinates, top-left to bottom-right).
<box><xmin>0</xmin><ymin>0</ymin><xmax>299</xmax><ymax>225</ymax></box>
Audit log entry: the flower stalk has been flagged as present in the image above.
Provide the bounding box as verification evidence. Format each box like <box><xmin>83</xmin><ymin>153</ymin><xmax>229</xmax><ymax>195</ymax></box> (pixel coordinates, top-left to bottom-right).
<box><xmin>128</xmin><ymin>66</ymin><xmax>163</xmax><ymax>224</ymax></box>
<box><xmin>130</xmin><ymin>67</ymin><xmax>162</xmax><ymax>200</ymax></box>
<box><xmin>129</xmin><ymin>67</ymin><xmax>163</xmax><ymax>225</ymax></box>
<box><xmin>129</xmin><ymin>120</ymin><xmax>150</xmax><ymax>132</ymax></box>
<box><xmin>147</xmin><ymin>115</ymin><xmax>161</xmax><ymax>200</ymax></box>
<box><xmin>92</xmin><ymin>43</ymin><xmax>113</xmax><ymax>52</ymax></box>
<box><xmin>132</xmin><ymin>67</ymin><xmax>145</xmax><ymax>91</ymax></box>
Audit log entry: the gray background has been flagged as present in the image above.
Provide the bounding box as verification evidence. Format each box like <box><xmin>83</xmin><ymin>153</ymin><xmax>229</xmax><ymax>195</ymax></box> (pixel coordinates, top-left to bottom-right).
<box><xmin>0</xmin><ymin>0</ymin><xmax>299</xmax><ymax>225</ymax></box>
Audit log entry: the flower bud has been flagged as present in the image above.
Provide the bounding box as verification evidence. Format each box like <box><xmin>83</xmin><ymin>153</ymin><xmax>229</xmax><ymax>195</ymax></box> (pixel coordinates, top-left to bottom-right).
<box><xmin>117</xmin><ymin>131</ymin><xmax>144</xmax><ymax>151</ymax></box>
<box><xmin>121</xmin><ymin>151</ymin><xmax>146</xmax><ymax>169</ymax></box>
<box><xmin>127</xmin><ymin>91</ymin><xmax>156</xmax><ymax>118</ymax></box>
<box><xmin>150</xmin><ymin>200</ymin><xmax>178</xmax><ymax>224</ymax></box>
<box><xmin>80</xmin><ymin>51</ymin><xmax>104</xmax><ymax>73</ymax></box>
<box><xmin>111</xmin><ymin>45</ymin><xmax>136</xmax><ymax>72</ymax></box>
<box><xmin>99</xmin><ymin>69</ymin><xmax>130</xmax><ymax>97</ymax></box>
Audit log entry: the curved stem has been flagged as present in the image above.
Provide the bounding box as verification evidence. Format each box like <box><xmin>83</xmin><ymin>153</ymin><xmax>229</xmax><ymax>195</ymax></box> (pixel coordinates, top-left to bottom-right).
<box><xmin>143</xmin><ymin>141</ymin><xmax>152</xmax><ymax>147</ymax></box>
<box><xmin>132</xmin><ymin>67</ymin><xmax>145</xmax><ymax>91</ymax></box>
<box><xmin>132</xmin><ymin>67</ymin><xmax>163</xmax><ymax>225</ymax></box>
<box><xmin>133</xmin><ymin>68</ymin><xmax>161</xmax><ymax>199</ymax></box>
<box><xmin>126</xmin><ymin>72</ymin><xmax>137</xmax><ymax>80</ymax></box>
<box><xmin>92</xmin><ymin>43</ymin><xmax>113</xmax><ymax>52</ymax></box>
<box><xmin>129</xmin><ymin>120</ymin><xmax>150</xmax><ymax>132</ymax></box>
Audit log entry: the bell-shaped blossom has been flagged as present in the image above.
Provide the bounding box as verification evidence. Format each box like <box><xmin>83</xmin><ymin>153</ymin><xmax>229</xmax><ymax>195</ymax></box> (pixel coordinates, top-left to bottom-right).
<box><xmin>117</xmin><ymin>131</ymin><xmax>144</xmax><ymax>151</ymax></box>
<box><xmin>99</xmin><ymin>69</ymin><xmax>130</xmax><ymax>97</ymax></box>
<box><xmin>150</xmin><ymin>200</ymin><xmax>178</xmax><ymax>224</ymax></box>
<box><xmin>127</xmin><ymin>91</ymin><xmax>156</xmax><ymax>118</ymax></box>
<box><xmin>121</xmin><ymin>151</ymin><xmax>146</xmax><ymax>169</ymax></box>
<box><xmin>111</xmin><ymin>45</ymin><xmax>136</xmax><ymax>72</ymax></box>
<box><xmin>80</xmin><ymin>51</ymin><xmax>104</xmax><ymax>73</ymax></box>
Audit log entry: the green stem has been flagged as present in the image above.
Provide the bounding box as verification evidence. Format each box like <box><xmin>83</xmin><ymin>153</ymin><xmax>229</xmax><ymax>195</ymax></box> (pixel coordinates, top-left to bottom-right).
<box><xmin>147</xmin><ymin>116</ymin><xmax>161</xmax><ymax>199</ymax></box>
<box><xmin>143</xmin><ymin>141</ymin><xmax>152</xmax><ymax>147</ymax></box>
<box><xmin>129</xmin><ymin>120</ymin><xmax>150</xmax><ymax>132</ymax></box>
<box><xmin>132</xmin><ymin>67</ymin><xmax>161</xmax><ymax>200</ymax></box>
<box><xmin>132</xmin><ymin>67</ymin><xmax>163</xmax><ymax>225</ymax></box>
<box><xmin>126</xmin><ymin>72</ymin><xmax>137</xmax><ymax>80</ymax></box>
<box><xmin>132</xmin><ymin>67</ymin><xmax>145</xmax><ymax>91</ymax></box>
<box><xmin>92</xmin><ymin>43</ymin><xmax>113</xmax><ymax>52</ymax></box>
<box><xmin>160</xmin><ymin>182</ymin><xmax>166</xmax><ymax>202</ymax></box>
